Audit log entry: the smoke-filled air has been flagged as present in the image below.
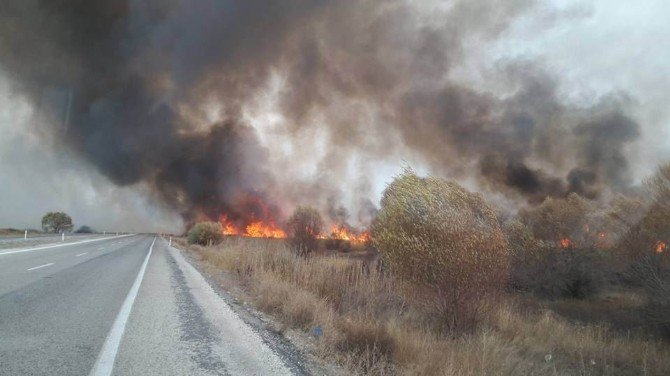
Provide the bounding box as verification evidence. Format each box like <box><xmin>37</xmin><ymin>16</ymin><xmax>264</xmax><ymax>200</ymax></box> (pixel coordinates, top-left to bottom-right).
<box><xmin>0</xmin><ymin>0</ymin><xmax>668</xmax><ymax>233</ymax></box>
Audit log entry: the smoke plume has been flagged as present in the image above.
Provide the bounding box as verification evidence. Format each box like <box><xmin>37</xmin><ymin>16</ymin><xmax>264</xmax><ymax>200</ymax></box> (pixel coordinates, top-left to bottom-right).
<box><xmin>0</xmin><ymin>0</ymin><xmax>649</xmax><ymax>228</ymax></box>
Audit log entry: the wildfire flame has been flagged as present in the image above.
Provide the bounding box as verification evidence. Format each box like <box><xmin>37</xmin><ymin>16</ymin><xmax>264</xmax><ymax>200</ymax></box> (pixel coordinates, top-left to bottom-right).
<box><xmin>245</xmin><ymin>221</ymin><xmax>286</xmax><ymax>238</ymax></box>
<box><xmin>219</xmin><ymin>214</ymin><xmax>371</xmax><ymax>243</ymax></box>
<box><xmin>330</xmin><ymin>224</ymin><xmax>370</xmax><ymax>244</ymax></box>
<box><xmin>219</xmin><ymin>215</ymin><xmax>286</xmax><ymax>239</ymax></box>
<box><xmin>560</xmin><ymin>237</ymin><xmax>572</xmax><ymax>249</ymax></box>
<box><xmin>220</xmin><ymin>216</ymin><xmax>239</xmax><ymax>236</ymax></box>
<box><xmin>655</xmin><ymin>241</ymin><xmax>667</xmax><ymax>254</ymax></box>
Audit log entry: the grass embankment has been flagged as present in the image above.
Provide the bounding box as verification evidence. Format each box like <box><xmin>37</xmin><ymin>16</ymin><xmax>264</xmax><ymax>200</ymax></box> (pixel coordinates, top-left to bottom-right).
<box><xmin>0</xmin><ymin>228</ymin><xmax>40</xmax><ymax>236</ymax></box>
<box><xmin>178</xmin><ymin>237</ymin><xmax>670</xmax><ymax>375</ymax></box>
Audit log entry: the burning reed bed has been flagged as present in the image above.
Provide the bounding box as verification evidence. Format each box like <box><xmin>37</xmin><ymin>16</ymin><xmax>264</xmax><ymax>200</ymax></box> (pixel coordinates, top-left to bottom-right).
<box><xmin>179</xmin><ymin>237</ymin><xmax>670</xmax><ymax>375</ymax></box>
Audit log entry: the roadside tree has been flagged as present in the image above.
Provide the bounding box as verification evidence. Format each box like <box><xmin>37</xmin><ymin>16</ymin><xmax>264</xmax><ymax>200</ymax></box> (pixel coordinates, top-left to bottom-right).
<box><xmin>41</xmin><ymin>212</ymin><xmax>74</xmax><ymax>233</ymax></box>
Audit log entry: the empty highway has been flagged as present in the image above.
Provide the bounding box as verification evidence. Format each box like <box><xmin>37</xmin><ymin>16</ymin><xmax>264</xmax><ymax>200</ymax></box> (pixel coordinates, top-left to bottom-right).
<box><xmin>0</xmin><ymin>235</ymin><xmax>302</xmax><ymax>375</ymax></box>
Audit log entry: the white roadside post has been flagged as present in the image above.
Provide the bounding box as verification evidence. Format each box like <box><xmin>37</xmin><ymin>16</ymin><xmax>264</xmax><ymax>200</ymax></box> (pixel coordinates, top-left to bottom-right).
<box><xmin>24</xmin><ymin>230</ymin><xmax>27</xmax><ymax>240</ymax></box>
<box><xmin>62</xmin><ymin>232</ymin><xmax>65</xmax><ymax>242</ymax></box>
<box><xmin>169</xmin><ymin>237</ymin><xmax>172</xmax><ymax>246</ymax></box>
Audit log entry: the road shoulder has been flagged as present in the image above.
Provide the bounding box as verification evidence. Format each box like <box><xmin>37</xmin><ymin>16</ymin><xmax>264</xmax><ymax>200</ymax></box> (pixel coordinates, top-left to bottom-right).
<box><xmin>116</xmin><ymin>238</ymin><xmax>301</xmax><ymax>375</ymax></box>
<box><xmin>174</xmin><ymin>241</ymin><xmax>338</xmax><ymax>376</ymax></box>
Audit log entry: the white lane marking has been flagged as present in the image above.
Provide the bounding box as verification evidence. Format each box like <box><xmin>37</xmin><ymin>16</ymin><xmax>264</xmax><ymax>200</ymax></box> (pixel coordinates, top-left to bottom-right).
<box><xmin>27</xmin><ymin>263</ymin><xmax>54</xmax><ymax>271</ymax></box>
<box><xmin>76</xmin><ymin>252</ymin><xmax>88</xmax><ymax>257</ymax></box>
<box><xmin>89</xmin><ymin>237</ymin><xmax>155</xmax><ymax>376</ymax></box>
<box><xmin>0</xmin><ymin>235</ymin><xmax>135</xmax><ymax>256</ymax></box>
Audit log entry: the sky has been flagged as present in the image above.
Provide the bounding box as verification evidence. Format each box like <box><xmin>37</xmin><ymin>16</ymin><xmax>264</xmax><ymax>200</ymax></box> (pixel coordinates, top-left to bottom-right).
<box><xmin>0</xmin><ymin>77</ymin><xmax>183</xmax><ymax>233</ymax></box>
<box><xmin>0</xmin><ymin>0</ymin><xmax>667</xmax><ymax>233</ymax></box>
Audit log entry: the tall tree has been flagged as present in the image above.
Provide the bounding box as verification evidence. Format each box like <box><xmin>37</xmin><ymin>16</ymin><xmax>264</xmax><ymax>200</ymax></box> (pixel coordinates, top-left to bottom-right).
<box><xmin>41</xmin><ymin>212</ymin><xmax>74</xmax><ymax>233</ymax></box>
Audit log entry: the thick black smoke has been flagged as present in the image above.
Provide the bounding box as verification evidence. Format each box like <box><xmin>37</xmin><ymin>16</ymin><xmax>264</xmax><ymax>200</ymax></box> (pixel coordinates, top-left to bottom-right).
<box><xmin>0</xmin><ymin>0</ymin><xmax>643</xmax><ymax>226</ymax></box>
<box><xmin>0</xmin><ymin>0</ymin><xmax>325</xmax><ymax>224</ymax></box>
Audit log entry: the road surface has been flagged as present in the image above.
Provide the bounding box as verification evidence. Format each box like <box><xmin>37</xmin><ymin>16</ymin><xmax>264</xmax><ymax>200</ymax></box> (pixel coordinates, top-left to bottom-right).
<box><xmin>0</xmin><ymin>234</ymin><xmax>303</xmax><ymax>375</ymax></box>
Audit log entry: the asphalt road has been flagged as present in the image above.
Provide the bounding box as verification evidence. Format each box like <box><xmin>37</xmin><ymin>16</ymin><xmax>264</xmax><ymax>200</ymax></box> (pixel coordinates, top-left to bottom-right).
<box><xmin>0</xmin><ymin>234</ymin><xmax>301</xmax><ymax>375</ymax></box>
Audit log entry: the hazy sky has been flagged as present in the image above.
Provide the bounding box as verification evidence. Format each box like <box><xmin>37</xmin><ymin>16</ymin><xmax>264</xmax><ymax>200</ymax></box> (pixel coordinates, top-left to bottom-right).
<box><xmin>0</xmin><ymin>0</ymin><xmax>667</xmax><ymax>232</ymax></box>
<box><xmin>0</xmin><ymin>77</ymin><xmax>183</xmax><ymax>233</ymax></box>
<box><xmin>483</xmin><ymin>0</ymin><xmax>670</xmax><ymax>179</ymax></box>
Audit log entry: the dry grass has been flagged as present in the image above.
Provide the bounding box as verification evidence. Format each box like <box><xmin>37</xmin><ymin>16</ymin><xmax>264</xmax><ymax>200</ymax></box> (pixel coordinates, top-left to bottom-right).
<box><xmin>178</xmin><ymin>237</ymin><xmax>670</xmax><ymax>375</ymax></box>
<box><xmin>0</xmin><ymin>228</ymin><xmax>39</xmax><ymax>236</ymax></box>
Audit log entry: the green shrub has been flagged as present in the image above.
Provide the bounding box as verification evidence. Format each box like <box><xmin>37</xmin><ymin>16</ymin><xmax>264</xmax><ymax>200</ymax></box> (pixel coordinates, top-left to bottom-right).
<box><xmin>287</xmin><ymin>206</ymin><xmax>323</xmax><ymax>256</ymax></box>
<box><xmin>187</xmin><ymin>222</ymin><xmax>222</xmax><ymax>246</ymax></box>
<box><xmin>372</xmin><ymin>169</ymin><xmax>509</xmax><ymax>331</ymax></box>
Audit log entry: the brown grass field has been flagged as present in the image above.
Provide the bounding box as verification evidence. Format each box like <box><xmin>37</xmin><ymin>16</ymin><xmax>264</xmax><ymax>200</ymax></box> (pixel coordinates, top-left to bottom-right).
<box><xmin>176</xmin><ymin>237</ymin><xmax>670</xmax><ymax>375</ymax></box>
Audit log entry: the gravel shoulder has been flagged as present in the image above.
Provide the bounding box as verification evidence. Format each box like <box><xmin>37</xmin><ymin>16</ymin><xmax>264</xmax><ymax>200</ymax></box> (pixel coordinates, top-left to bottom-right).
<box><xmin>116</xmin><ymin>238</ymin><xmax>308</xmax><ymax>375</ymax></box>
<box><xmin>174</xmin><ymin>241</ymin><xmax>339</xmax><ymax>376</ymax></box>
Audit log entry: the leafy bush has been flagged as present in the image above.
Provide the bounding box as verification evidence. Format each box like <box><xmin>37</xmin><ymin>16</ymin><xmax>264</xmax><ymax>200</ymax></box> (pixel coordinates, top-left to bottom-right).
<box><xmin>372</xmin><ymin>169</ymin><xmax>509</xmax><ymax>331</ymax></box>
<box><xmin>75</xmin><ymin>225</ymin><xmax>94</xmax><ymax>233</ymax></box>
<box><xmin>631</xmin><ymin>253</ymin><xmax>670</xmax><ymax>336</ymax></box>
<box><xmin>519</xmin><ymin>247</ymin><xmax>606</xmax><ymax>299</ymax></box>
<box><xmin>187</xmin><ymin>222</ymin><xmax>222</xmax><ymax>246</ymax></box>
<box><xmin>507</xmin><ymin>216</ymin><xmax>607</xmax><ymax>299</ymax></box>
<box><xmin>519</xmin><ymin>193</ymin><xmax>591</xmax><ymax>244</ymax></box>
<box><xmin>506</xmin><ymin>220</ymin><xmax>542</xmax><ymax>290</ymax></box>
<box><xmin>620</xmin><ymin>164</ymin><xmax>670</xmax><ymax>257</ymax></box>
<box><xmin>286</xmin><ymin>206</ymin><xmax>323</xmax><ymax>256</ymax></box>
<box><xmin>621</xmin><ymin>163</ymin><xmax>670</xmax><ymax>335</ymax></box>
<box><xmin>324</xmin><ymin>237</ymin><xmax>352</xmax><ymax>252</ymax></box>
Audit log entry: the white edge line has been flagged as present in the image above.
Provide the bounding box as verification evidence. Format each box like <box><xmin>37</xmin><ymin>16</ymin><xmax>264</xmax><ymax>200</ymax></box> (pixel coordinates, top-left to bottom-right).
<box><xmin>76</xmin><ymin>252</ymin><xmax>88</xmax><ymax>257</ymax></box>
<box><xmin>27</xmin><ymin>262</ymin><xmax>54</xmax><ymax>271</ymax></box>
<box><xmin>89</xmin><ymin>236</ymin><xmax>155</xmax><ymax>376</ymax></box>
<box><xmin>0</xmin><ymin>235</ymin><xmax>134</xmax><ymax>256</ymax></box>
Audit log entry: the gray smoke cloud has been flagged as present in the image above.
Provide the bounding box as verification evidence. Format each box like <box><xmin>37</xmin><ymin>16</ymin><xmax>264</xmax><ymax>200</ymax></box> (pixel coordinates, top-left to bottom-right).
<box><xmin>0</xmin><ymin>0</ymin><xmax>658</xmax><ymax>229</ymax></box>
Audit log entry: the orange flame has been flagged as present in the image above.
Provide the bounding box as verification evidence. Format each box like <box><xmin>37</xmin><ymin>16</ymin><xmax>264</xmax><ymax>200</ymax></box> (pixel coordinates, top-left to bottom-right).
<box><xmin>245</xmin><ymin>221</ymin><xmax>286</xmax><ymax>238</ymax></box>
<box><xmin>331</xmin><ymin>225</ymin><xmax>353</xmax><ymax>241</ymax></box>
<box><xmin>358</xmin><ymin>231</ymin><xmax>371</xmax><ymax>243</ymax></box>
<box><xmin>219</xmin><ymin>215</ymin><xmax>286</xmax><ymax>238</ymax></box>
<box><xmin>220</xmin><ymin>216</ymin><xmax>240</xmax><ymax>236</ymax></box>
<box><xmin>655</xmin><ymin>241</ymin><xmax>667</xmax><ymax>254</ymax></box>
<box><xmin>560</xmin><ymin>237</ymin><xmax>572</xmax><ymax>249</ymax></box>
<box><xmin>330</xmin><ymin>225</ymin><xmax>370</xmax><ymax>244</ymax></box>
